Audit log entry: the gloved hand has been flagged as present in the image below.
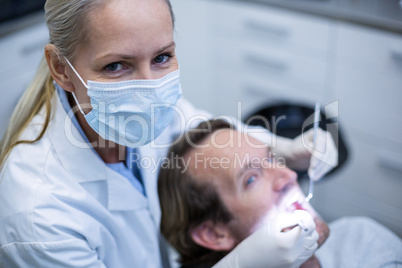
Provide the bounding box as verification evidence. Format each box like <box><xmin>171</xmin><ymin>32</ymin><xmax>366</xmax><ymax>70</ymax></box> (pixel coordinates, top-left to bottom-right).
<box><xmin>212</xmin><ymin>210</ymin><xmax>319</xmax><ymax>268</ymax></box>
<box><xmin>271</xmin><ymin>128</ymin><xmax>338</xmax><ymax>181</ymax></box>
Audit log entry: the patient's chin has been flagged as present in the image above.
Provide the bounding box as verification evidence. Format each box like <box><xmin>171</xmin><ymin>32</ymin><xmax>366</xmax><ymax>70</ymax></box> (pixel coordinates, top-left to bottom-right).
<box><xmin>315</xmin><ymin>218</ymin><xmax>330</xmax><ymax>248</ymax></box>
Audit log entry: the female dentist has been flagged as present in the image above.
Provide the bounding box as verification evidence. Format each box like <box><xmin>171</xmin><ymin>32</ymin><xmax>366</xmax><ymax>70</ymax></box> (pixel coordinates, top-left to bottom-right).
<box><xmin>0</xmin><ymin>0</ymin><xmax>336</xmax><ymax>267</ymax></box>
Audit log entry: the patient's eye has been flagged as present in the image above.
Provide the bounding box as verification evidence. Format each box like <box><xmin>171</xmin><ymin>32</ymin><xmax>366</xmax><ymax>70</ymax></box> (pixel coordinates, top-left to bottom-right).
<box><xmin>246</xmin><ymin>176</ymin><xmax>256</xmax><ymax>186</ymax></box>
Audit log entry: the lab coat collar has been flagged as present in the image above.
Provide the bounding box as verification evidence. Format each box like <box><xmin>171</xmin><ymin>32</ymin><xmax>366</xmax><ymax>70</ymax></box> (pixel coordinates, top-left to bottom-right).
<box><xmin>106</xmin><ymin>167</ymin><xmax>148</xmax><ymax>211</ymax></box>
<box><xmin>136</xmin><ymin>136</ymin><xmax>170</xmax><ymax>225</ymax></box>
<box><xmin>49</xmin><ymin>90</ymin><xmax>147</xmax><ymax>211</ymax></box>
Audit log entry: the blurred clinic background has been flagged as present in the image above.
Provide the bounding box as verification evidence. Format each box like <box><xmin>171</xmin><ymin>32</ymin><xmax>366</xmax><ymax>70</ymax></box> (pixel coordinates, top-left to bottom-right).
<box><xmin>0</xmin><ymin>0</ymin><xmax>401</xmax><ymax>237</ymax></box>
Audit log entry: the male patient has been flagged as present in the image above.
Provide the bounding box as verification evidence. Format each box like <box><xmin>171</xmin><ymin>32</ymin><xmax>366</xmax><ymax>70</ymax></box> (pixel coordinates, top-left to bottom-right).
<box><xmin>158</xmin><ymin>119</ymin><xmax>402</xmax><ymax>268</ymax></box>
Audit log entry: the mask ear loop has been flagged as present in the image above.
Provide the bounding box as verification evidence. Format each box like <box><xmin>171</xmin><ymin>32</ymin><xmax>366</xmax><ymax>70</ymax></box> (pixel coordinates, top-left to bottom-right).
<box><xmin>64</xmin><ymin>57</ymin><xmax>89</xmax><ymax>116</ymax></box>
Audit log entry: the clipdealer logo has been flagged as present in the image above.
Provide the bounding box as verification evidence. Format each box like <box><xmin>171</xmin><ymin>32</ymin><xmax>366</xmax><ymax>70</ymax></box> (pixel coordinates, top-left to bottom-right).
<box><xmin>63</xmin><ymin>99</ymin><xmax>339</xmax><ymax>168</ymax></box>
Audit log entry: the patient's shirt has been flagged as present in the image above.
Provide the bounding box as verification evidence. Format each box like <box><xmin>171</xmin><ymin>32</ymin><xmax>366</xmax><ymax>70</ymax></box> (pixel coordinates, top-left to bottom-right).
<box><xmin>316</xmin><ymin>217</ymin><xmax>402</xmax><ymax>268</ymax></box>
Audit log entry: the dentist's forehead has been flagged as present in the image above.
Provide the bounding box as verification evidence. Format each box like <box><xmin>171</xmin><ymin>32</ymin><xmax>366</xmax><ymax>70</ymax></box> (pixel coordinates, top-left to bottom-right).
<box><xmin>88</xmin><ymin>0</ymin><xmax>172</xmax><ymax>32</ymax></box>
<box><xmin>81</xmin><ymin>0</ymin><xmax>173</xmax><ymax>58</ymax></box>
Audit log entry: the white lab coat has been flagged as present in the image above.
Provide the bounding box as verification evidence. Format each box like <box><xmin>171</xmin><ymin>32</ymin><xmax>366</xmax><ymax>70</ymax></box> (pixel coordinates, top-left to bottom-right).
<box><xmin>0</xmin><ymin>91</ymin><xmax>213</xmax><ymax>267</ymax></box>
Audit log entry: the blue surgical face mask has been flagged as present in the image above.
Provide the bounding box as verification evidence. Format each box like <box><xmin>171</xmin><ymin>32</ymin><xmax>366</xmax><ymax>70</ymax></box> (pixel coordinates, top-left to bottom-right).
<box><xmin>65</xmin><ymin>58</ymin><xmax>182</xmax><ymax>147</ymax></box>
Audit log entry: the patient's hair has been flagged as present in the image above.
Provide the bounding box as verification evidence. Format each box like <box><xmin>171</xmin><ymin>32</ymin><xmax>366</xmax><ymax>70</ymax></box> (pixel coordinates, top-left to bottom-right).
<box><xmin>158</xmin><ymin>119</ymin><xmax>235</xmax><ymax>266</ymax></box>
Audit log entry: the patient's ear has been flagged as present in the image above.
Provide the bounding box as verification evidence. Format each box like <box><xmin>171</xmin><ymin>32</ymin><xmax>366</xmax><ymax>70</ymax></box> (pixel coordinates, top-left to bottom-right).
<box><xmin>191</xmin><ymin>220</ymin><xmax>236</xmax><ymax>251</ymax></box>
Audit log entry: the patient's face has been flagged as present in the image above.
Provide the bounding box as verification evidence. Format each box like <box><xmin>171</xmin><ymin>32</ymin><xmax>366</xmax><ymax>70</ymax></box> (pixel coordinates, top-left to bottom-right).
<box><xmin>187</xmin><ymin>129</ymin><xmax>305</xmax><ymax>242</ymax></box>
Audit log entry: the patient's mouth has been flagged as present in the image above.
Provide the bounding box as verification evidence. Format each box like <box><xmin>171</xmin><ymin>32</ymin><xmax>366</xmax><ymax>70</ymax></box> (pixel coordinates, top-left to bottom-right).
<box><xmin>288</xmin><ymin>201</ymin><xmax>307</xmax><ymax>212</ymax></box>
<box><xmin>280</xmin><ymin>188</ymin><xmax>308</xmax><ymax>213</ymax></box>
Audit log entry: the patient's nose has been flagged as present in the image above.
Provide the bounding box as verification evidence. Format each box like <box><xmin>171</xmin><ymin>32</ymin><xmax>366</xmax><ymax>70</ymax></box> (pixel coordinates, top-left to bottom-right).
<box><xmin>273</xmin><ymin>167</ymin><xmax>297</xmax><ymax>192</ymax></box>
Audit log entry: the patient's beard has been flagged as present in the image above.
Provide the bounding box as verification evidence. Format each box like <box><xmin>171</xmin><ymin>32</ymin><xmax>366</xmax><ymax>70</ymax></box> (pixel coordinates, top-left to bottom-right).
<box><xmin>228</xmin><ymin>205</ymin><xmax>282</xmax><ymax>248</ymax></box>
<box><xmin>226</xmin><ymin>187</ymin><xmax>304</xmax><ymax>246</ymax></box>
<box><xmin>226</xmin><ymin>215</ymin><xmax>264</xmax><ymax>247</ymax></box>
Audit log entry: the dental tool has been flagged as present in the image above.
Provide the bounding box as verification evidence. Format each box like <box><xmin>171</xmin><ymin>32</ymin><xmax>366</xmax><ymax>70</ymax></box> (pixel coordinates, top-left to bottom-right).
<box><xmin>298</xmin><ymin>223</ymin><xmax>309</xmax><ymax>233</ymax></box>
<box><xmin>284</xmin><ymin>193</ymin><xmax>310</xmax><ymax>233</ymax></box>
<box><xmin>285</xmin><ymin>103</ymin><xmax>320</xmax><ymax>233</ymax></box>
<box><xmin>304</xmin><ymin>102</ymin><xmax>320</xmax><ymax>204</ymax></box>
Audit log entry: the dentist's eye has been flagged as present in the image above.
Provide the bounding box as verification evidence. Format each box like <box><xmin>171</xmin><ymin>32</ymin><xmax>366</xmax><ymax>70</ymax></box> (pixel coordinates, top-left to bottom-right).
<box><xmin>246</xmin><ymin>176</ymin><xmax>256</xmax><ymax>186</ymax></box>
<box><xmin>105</xmin><ymin>62</ymin><xmax>124</xmax><ymax>72</ymax></box>
<box><xmin>154</xmin><ymin>54</ymin><xmax>172</xmax><ymax>64</ymax></box>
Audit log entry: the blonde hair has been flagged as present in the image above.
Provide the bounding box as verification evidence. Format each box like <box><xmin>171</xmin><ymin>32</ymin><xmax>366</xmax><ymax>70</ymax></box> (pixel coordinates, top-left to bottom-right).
<box><xmin>0</xmin><ymin>0</ymin><xmax>175</xmax><ymax>170</ymax></box>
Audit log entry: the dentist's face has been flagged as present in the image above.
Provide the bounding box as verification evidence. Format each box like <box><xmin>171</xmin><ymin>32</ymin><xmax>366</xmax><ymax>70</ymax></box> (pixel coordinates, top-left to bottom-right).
<box><xmin>68</xmin><ymin>0</ymin><xmax>178</xmax><ymax>109</ymax></box>
<box><xmin>186</xmin><ymin>129</ymin><xmax>300</xmax><ymax>241</ymax></box>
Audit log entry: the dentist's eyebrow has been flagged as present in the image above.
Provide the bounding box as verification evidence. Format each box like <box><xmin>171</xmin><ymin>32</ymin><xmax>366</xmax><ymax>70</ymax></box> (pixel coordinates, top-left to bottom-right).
<box><xmin>155</xmin><ymin>42</ymin><xmax>175</xmax><ymax>54</ymax></box>
<box><xmin>97</xmin><ymin>53</ymin><xmax>135</xmax><ymax>61</ymax></box>
<box><xmin>96</xmin><ymin>42</ymin><xmax>175</xmax><ymax>62</ymax></box>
